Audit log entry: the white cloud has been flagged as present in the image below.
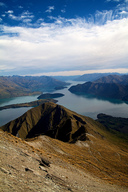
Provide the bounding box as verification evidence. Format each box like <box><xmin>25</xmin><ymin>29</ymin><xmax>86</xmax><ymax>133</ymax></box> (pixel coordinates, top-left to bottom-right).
<box><xmin>0</xmin><ymin>16</ymin><xmax>128</xmax><ymax>75</ymax></box>
<box><xmin>27</xmin><ymin>68</ymin><xmax>128</xmax><ymax>76</ymax></box>
<box><xmin>5</xmin><ymin>10</ymin><xmax>34</xmax><ymax>24</ymax></box>
<box><xmin>45</xmin><ymin>6</ymin><xmax>55</xmax><ymax>13</ymax></box>
<box><xmin>6</xmin><ymin>10</ymin><xmax>14</xmax><ymax>14</ymax></box>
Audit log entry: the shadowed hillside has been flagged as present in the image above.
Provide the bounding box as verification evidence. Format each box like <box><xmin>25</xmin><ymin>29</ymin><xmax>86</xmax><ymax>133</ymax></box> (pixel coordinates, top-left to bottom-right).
<box><xmin>0</xmin><ymin>102</ymin><xmax>89</xmax><ymax>143</ymax></box>
<box><xmin>69</xmin><ymin>75</ymin><xmax>128</xmax><ymax>101</ymax></box>
<box><xmin>69</xmin><ymin>81</ymin><xmax>128</xmax><ymax>101</ymax></box>
<box><xmin>97</xmin><ymin>113</ymin><xmax>128</xmax><ymax>141</ymax></box>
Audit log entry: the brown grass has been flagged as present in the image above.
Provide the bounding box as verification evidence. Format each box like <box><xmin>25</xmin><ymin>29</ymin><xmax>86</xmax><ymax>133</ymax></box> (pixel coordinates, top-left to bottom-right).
<box><xmin>28</xmin><ymin>133</ymin><xmax>128</xmax><ymax>187</ymax></box>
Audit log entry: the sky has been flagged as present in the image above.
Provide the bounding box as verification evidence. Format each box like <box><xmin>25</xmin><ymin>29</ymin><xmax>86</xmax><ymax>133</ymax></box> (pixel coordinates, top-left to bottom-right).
<box><xmin>0</xmin><ymin>0</ymin><xmax>128</xmax><ymax>76</ymax></box>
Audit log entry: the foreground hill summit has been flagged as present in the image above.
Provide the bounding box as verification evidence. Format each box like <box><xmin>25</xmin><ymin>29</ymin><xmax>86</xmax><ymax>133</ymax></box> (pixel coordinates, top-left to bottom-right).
<box><xmin>0</xmin><ymin>102</ymin><xmax>128</xmax><ymax>191</ymax></box>
<box><xmin>1</xmin><ymin>102</ymin><xmax>88</xmax><ymax>143</ymax></box>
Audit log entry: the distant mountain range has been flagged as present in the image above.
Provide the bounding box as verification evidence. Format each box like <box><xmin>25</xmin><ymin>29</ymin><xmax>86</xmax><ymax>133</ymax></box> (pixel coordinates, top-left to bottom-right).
<box><xmin>0</xmin><ymin>76</ymin><xmax>68</xmax><ymax>99</ymax></box>
<box><xmin>74</xmin><ymin>73</ymin><xmax>122</xmax><ymax>81</ymax></box>
<box><xmin>69</xmin><ymin>75</ymin><xmax>128</xmax><ymax>101</ymax></box>
<box><xmin>95</xmin><ymin>75</ymin><xmax>128</xmax><ymax>85</ymax></box>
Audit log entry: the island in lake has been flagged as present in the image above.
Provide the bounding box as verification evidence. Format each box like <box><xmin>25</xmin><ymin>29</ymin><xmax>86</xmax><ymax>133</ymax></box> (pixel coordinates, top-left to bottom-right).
<box><xmin>0</xmin><ymin>93</ymin><xmax>64</xmax><ymax>111</ymax></box>
<box><xmin>37</xmin><ymin>93</ymin><xmax>64</xmax><ymax>99</ymax></box>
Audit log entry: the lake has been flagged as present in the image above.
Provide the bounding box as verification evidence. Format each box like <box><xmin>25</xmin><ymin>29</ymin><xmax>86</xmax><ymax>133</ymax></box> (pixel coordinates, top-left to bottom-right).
<box><xmin>0</xmin><ymin>80</ymin><xmax>128</xmax><ymax>126</ymax></box>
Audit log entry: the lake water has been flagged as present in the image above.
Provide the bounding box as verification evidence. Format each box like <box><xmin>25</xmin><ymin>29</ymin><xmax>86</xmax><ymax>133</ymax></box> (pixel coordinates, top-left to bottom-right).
<box><xmin>0</xmin><ymin>80</ymin><xmax>128</xmax><ymax>126</ymax></box>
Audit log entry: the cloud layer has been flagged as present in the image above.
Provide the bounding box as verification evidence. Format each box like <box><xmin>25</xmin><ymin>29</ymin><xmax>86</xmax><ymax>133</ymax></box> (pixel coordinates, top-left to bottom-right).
<box><xmin>0</xmin><ymin>0</ymin><xmax>128</xmax><ymax>75</ymax></box>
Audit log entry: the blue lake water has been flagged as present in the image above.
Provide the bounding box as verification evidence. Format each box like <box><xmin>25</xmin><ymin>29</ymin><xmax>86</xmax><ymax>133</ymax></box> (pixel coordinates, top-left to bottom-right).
<box><xmin>0</xmin><ymin>80</ymin><xmax>128</xmax><ymax>126</ymax></box>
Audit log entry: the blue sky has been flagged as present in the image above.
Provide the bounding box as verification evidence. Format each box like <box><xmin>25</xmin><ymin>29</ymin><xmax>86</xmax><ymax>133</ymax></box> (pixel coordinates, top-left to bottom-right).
<box><xmin>0</xmin><ymin>0</ymin><xmax>128</xmax><ymax>76</ymax></box>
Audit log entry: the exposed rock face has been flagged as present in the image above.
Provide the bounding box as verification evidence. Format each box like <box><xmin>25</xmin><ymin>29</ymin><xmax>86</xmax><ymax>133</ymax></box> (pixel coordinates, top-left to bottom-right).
<box><xmin>0</xmin><ymin>102</ymin><xmax>87</xmax><ymax>143</ymax></box>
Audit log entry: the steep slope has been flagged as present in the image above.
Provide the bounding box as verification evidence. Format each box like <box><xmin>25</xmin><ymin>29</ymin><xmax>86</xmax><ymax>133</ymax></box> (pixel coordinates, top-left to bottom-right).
<box><xmin>0</xmin><ymin>102</ymin><xmax>89</xmax><ymax>143</ymax></box>
<box><xmin>1</xmin><ymin>130</ymin><xmax>128</xmax><ymax>192</ymax></box>
<box><xmin>69</xmin><ymin>81</ymin><xmax>128</xmax><ymax>101</ymax></box>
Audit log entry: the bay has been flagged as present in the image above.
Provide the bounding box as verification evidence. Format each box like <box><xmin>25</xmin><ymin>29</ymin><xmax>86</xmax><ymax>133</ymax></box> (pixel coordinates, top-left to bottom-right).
<box><xmin>0</xmin><ymin>80</ymin><xmax>128</xmax><ymax>127</ymax></box>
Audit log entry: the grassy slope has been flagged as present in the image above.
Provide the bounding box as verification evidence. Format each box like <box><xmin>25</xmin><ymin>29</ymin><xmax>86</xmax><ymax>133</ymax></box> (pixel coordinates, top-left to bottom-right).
<box><xmin>1</xmin><ymin>102</ymin><xmax>128</xmax><ymax>187</ymax></box>
<box><xmin>26</xmin><ymin>107</ymin><xmax>128</xmax><ymax>187</ymax></box>
<box><xmin>28</xmin><ymin>117</ymin><xmax>128</xmax><ymax>187</ymax></box>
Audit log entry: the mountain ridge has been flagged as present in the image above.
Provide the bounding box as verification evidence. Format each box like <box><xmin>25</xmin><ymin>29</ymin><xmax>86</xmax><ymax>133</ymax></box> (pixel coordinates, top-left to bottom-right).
<box><xmin>74</xmin><ymin>73</ymin><xmax>121</xmax><ymax>81</ymax></box>
<box><xmin>0</xmin><ymin>102</ymin><xmax>89</xmax><ymax>143</ymax></box>
<box><xmin>94</xmin><ymin>75</ymin><xmax>128</xmax><ymax>85</ymax></box>
<box><xmin>69</xmin><ymin>75</ymin><xmax>128</xmax><ymax>101</ymax></box>
<box><xmin>0</xmin><ymin>76</ymin><xmax>68</xmax><ymax>99</ymax></box>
